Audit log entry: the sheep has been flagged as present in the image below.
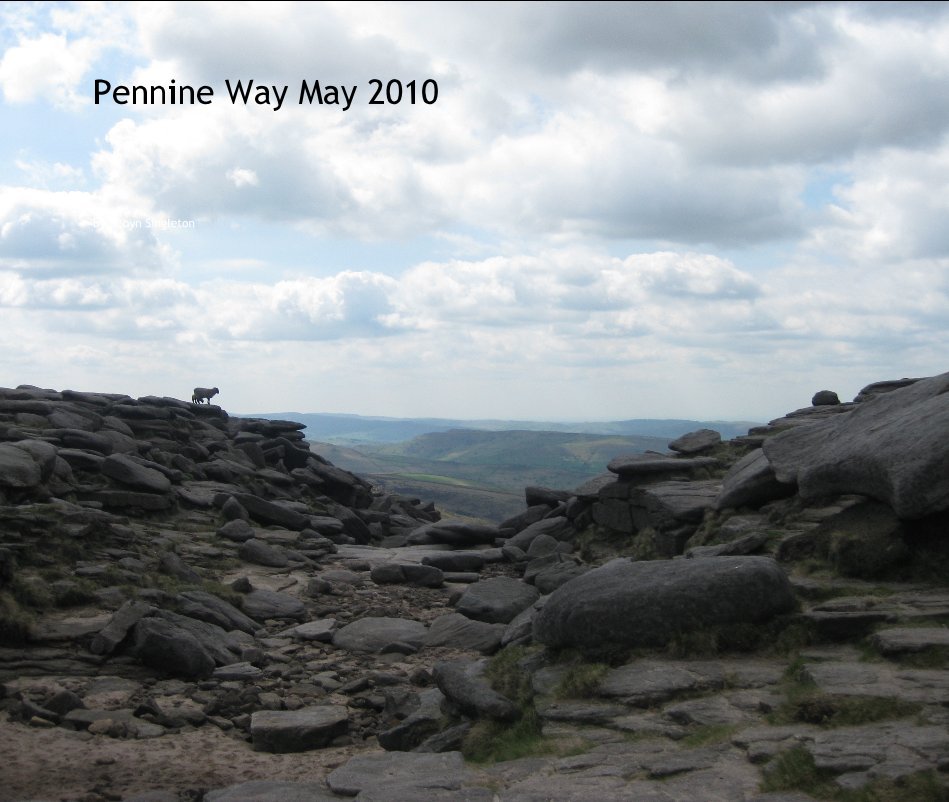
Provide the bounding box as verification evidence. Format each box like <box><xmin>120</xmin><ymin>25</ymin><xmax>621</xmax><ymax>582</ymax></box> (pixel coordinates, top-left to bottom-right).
<box><xmin>192</xmin><ymin>387</ymin><xmax>219</xmax><ymax>405</ymax></box>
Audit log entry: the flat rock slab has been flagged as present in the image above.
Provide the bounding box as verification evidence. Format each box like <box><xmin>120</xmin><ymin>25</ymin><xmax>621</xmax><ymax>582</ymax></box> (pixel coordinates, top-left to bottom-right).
<box><xmin>808</xmin><ymin>722</ymin><xmax>949</xmax><ymax>782</ymax></box>
<box><xmin>241</xmin><ymin>589</ymin><xmax>305</xmax><ymax>621</ymax></box>
<box><xmin>177</xmin><ymin>590</ymin><xmax>258</xmax><ymax>634</ymax></box>
<box><xmin>205</xmin><ymin>780</ymin><xmax>339</xmax><ymax>801</ymax></box>
<box><xmin>455</xmin><ymin>576</ymin><xmax>540</xmax><ymax>624</ymax></box>
<box><xmin>534</xmin><ymin>556</ymin><xmax>795</xmax><ymax>651</ymax></box>
<box><xmin>630</xmin><ymin>479</ymin><xmax>722</xmax><ymax>525</ymax></box>
<box><xmin>250</xmin><ymin>706</ymin><xmax>348</xmax><ymax>753</ymax></box>
<box><xmin>425</xmin><ymin>612</ymin><xmax>505</xmax><ymax>654</ymax></box>
<box><xmin>408</xmin><ymin>522</ymin><xmax>500</xmax><ymax>547</ymax></box>
<box><xmin>284</xmin><ymin>618</ymin><xmax>338</xmax><ymax>642</ymax></box>
<box><xmin>333</xmin><ymin>616</ymin><xmax>427</xmax><ymax>653</ymax></box>
<box><xmin>871</xmin><ymin>627</ymin><xmax>949</xmax><ymax>655</ymax></box>
<box><xmin>607</xmin><ymin>454</ymin><xmax>718</xmax><ymax>477</ymax></box>
<box><xmin>803</xmin><ymin>661</ymin><xmax>949</xmax><ymax>704</ymax></box>
<box><xmin>598</xmin><ymin>660</ymin><xmax>726</xmax><ymax>707</ymax></box>
<box><xmin>327</xmin><ymin>751</ymin><xmax>471</xmax><ymax>796</ymax></box>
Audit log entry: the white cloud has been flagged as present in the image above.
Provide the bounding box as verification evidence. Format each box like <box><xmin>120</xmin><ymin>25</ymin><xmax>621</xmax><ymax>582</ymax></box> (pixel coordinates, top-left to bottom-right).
<box><xmin>0</xmin><ymin>187</ymin><xmax>170</xmax><ymax>275</ymax></box>
<box><xmin>0</xmin><ymin>32</ymin><xmax>97</xmax><ymax>108</ymax></box>
<box><xmin>2</xmin><ymin>2</ymin><xmax>949</xmax><ymax>419</ymax></box>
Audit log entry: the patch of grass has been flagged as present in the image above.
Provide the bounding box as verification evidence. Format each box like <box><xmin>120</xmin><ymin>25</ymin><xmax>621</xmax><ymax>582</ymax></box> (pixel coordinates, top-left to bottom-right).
<box><xmin>680</xmin><ymin>723</ymin><xmax>741</xmax><ymax>748</ymax></box>
<box><xmin>768</xmin><ymin>691</ymin><xmax>920</xmax><ymax>728</ymax></box>
<box><xmin>770</xmin><ymin>620</ymin><xmax>817</xmax><ymax>656</ymax></box>
<box><xmin>760</xmin><ymin>746</ymin><xmax>833</xmax><ymax>795</ymax></box>
<box><xmin>461</xmin><ymin>709</ymin><xmax>550</xmax><ymax>763</ymax></box>
<box><xmin>762</xmin><ymin>747</ymin><xmax>949</xmax><ymax>801</ymax></box>
<box><xmin>51</xmin><ymin>579</ymin><xmax>99</xmax><ymax>607</ymax></box>
<box><xmin>890</xmin><ymin>647</ymin><xmax>949</xmax><ymax>670</ymax></box>
<box><xmin>664</xmin><ymin>616</ymin><xmax>808</xmax><ymax>659</ymax></box>
<box><xmin>202</xmin><ymin>580</ymin><xmax>244</xmax><ymax>608</ymax></box>
<box><xmin>0</xmin><ymin>591</ymin><xmax>35</xmax><ymax>642</ymax></box>
<box><xmin>10</xmin><ymin>574</ymin><xmax>54</xmax><ymax>610</ymax></box>
<box><xmin>554</xmin><ymin>662</ymin><xmax>609</xmax><ymax>699</ymax></box>
<box><xmin>484</xmin><ymin>644</ymin><xmax>536</xmax><ymax>705</ymax></box>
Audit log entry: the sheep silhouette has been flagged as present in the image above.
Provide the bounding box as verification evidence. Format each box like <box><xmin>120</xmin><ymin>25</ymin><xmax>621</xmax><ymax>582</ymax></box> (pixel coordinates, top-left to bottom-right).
<box><xmin>191</xmin><ymin>387</ymin><xmax>219</xmax><ymax>405</ymax></box>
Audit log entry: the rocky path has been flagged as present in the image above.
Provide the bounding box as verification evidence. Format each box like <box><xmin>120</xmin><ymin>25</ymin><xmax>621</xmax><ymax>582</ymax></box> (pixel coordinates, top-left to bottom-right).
<box><xmin>1</xmin><ymin>379</ymin><xmax>948</xmax><ymax>801</ymax></box>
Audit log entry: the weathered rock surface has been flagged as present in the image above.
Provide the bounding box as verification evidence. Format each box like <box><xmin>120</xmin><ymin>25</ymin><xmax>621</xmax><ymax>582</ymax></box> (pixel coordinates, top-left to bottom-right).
<box><xmin>533</xmin><ymin>556</ymin><xmax>795</xmax><ymax>651</ymax></box>
<box><xmin>763</xmin><ymin>370</ymin><xmax>949</xmax><ymax>518</ymax></box>
<box><xmin>2</xmin><ymin>378</ymin><xmax>949</xmax><ymax>802</ymax></box>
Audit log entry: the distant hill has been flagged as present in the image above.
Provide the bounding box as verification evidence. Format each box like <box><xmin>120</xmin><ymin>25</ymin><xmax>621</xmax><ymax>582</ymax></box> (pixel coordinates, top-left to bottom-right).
<box><xmin>308</xmin><ymin>429</ymin><xmax>674</xmax><ymax>520</ymax></box>
<box><xmin>248</xmin><ymin>412</ymin><xmax>759</xmax><ymax>521</ymax></box>
<box><xmin>249</xmin><ymin>412</ymin><xmax>758</xmax><ymax>445</ymax></box>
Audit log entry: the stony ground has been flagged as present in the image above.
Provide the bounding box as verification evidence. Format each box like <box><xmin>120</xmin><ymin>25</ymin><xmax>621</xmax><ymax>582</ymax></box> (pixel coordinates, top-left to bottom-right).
<box><xmin>3</xmin><ymin>501</ymin><xmax>948</xmax><ymax>801</ymax></box>
<box><xmin>2</xmin><ymin>381</ymin><xmax>948</xmax><ymax>801</ymax></box>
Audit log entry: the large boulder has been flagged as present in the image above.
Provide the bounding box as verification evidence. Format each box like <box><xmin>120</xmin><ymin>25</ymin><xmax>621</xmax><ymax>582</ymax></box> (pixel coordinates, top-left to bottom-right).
<box><xmin>533</xmin><ymin>556</ymin><xmax>795</xmax><ymax>651</ymax></box>
<box><xmin>455</xmin><ymin>577</ymin><xmax>540</xmax><ymax>624</ymax></box>
<box><xmin>763</xmin><ymin>371</ymin><xmax>949</xmax><ymax>519</ymax></box>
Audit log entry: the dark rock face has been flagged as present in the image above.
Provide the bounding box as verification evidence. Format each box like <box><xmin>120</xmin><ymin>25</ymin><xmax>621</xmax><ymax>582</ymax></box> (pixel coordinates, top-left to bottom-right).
<box><xmin>763</xmin><ymin>371</ymin><xmax>949</xmax><ymax>519</ymax></box>
<box><xmin>533</xmin><ymin>556</ymin><xmax>795</xmax><ymax>651</ymax></box>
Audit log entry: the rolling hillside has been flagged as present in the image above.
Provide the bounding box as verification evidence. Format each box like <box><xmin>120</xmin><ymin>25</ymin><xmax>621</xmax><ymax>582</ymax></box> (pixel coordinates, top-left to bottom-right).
<box><xmin>308</xmin><ymin>429</ymin><xmax>674</xmax><ymax>520</ymax></box>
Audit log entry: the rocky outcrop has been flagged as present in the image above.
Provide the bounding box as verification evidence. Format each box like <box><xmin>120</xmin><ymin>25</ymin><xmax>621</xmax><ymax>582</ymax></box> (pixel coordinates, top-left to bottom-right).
<box><xmin>2</xmin><ymin>377</ymin><xmax>949</xmax><ymax>801</ymax></box>
<box><xmin>762</xmin><ymin>371</ymin><xmax>949</xmax><ymax>519</ymax></box>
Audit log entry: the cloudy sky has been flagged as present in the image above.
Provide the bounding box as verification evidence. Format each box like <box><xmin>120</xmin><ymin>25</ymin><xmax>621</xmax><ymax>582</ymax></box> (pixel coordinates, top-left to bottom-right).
<box><xmin>1</xmin><ymin>2</ymin><xmax>947</xmax><ymax>422</ymax></box>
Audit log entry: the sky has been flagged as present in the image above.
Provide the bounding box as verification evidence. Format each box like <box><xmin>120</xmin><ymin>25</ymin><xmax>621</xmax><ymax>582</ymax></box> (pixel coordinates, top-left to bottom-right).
<box><xmin>0</xmin><ymin>1</ymin><xmax>947</xmax><ymax>422</ymax></box>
